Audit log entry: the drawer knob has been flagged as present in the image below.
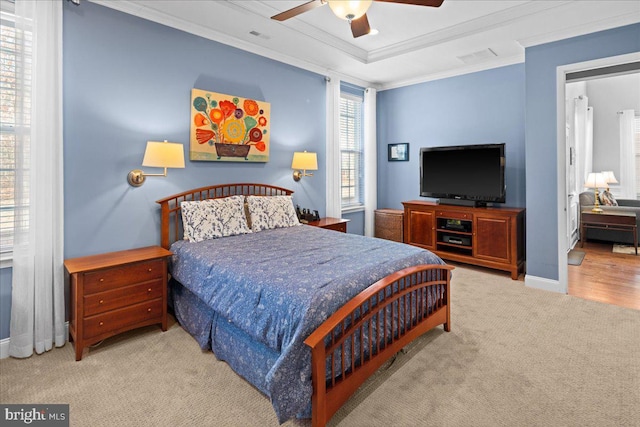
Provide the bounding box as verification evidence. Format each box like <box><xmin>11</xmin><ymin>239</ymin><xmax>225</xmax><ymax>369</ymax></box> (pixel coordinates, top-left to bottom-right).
<box><xmin>148</xmin><ymin>268</ymin><xmax>152</xmax><ymax>272</ymax></box>
<box><xmin>99</xmin><ymin>278</ymin><xmax>104</xmax><ymax>282</ymax></box>
<box><xmin>147</xmin><ymin>288</ymin><xmax>152</xmax><ymax>292</ymax></box>
<box><xmin>99</xmin><ymin>300</ymin><xmax>104</xmax><ymax>304</ymax></box>
<box><xmin>147</xmin><ymin>308</ymin><xmax>152</xmax><ymax>312</ymax></box>
<box><xmin>99</xmin><ymin>321</ymin><xmax>104</xmax><ymax>326</ymax></box>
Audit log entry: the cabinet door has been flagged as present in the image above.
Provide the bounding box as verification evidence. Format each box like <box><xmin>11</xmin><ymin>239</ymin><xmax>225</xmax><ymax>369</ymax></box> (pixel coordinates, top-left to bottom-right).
<box><xmin>407</xmin><ymin>209</ymin><xmax>435</xmax><ymax>250</ymax></box>
<box><xmin>474</xmin><ymin>215</ymin><xmax>511</xmax><ymax>263</ymax></box>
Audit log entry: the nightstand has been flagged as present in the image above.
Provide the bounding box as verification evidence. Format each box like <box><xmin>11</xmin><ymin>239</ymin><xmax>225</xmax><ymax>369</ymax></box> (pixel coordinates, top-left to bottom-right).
<box><xmin>307</xmin><ymin>217</ymin><xmax>350</xmax><ymax>233</ymax></box>
<box><xmin>65</xmin><ymin>246</ymin><xmax>173</xmax><ymax>361</ymax></box>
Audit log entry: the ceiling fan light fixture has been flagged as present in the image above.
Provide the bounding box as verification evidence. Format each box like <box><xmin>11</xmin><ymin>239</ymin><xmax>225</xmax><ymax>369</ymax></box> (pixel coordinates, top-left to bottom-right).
<box><xmin>327</xmin><ymin>0</ymin><xmax>373</xmax><ymax>21</ymax></box>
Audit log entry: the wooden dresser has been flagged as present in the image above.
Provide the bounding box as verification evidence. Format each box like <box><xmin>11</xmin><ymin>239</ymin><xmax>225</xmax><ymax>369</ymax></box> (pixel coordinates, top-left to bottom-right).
<box><xmin>65</xmin><ymin>246</ymin><xmax>173</xmax><ymax>361</ymax></box>
<box><xmin>374</xmin><ymin>209</ymin><xmax>404</xmax><ymax>242</ymax></box>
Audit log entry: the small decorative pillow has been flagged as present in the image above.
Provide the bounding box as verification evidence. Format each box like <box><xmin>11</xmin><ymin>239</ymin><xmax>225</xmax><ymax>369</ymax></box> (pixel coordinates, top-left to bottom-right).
<box><xmin>599</xmin><ymin>190</ymin><xmax>618</xmax><ymax>206</ymax></box>
<box><xmin>246</xmin><ymin>195</ymin><xmax>301</xmax><ymax>232</ymax></box>
<box><xmin>180</xmin><ymin>195</ymin><xmax>251</xmax><ymax>243</ymax></box>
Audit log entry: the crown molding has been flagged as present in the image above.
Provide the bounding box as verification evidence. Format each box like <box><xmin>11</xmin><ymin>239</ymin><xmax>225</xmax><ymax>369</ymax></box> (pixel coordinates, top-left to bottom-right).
<box><xmin>367</xmin><ymin>1</ymin><xmax>570</xmax><ymax>63</ymax></box>
<box><xmin>518</xmin><ymin>11</ymin><xmax>640</xmax><ymax>48</ymax></box>
<box><xmin>377</xmin><ymin>53</ymin><xmax>524</xmax><ymax>91</ymax></box>
<box><xmin>89</xmin><ymin>0</ymin><xmax>375</xmax><ymax>88</ymax></box>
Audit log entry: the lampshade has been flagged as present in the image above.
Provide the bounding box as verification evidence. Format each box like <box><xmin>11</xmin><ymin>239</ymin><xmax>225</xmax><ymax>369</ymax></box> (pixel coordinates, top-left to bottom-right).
<box><xmin>600</xmin><ymin>171</ymin><xmax>618</xmax><ymax>185</ymax></box>
<box><xmin>142</xmin><ymin>141</ymin><xmax>185</xmax><ymax>168</ymax></box>
<box><xmin>327</xmin><ymin>0</ymin><xmax>372</xmax><ymax>21</ymax></box>
<box><xmin>584</xmin><ymin>172</ymin><xmax>606</xmax><ymax>189</ymax></box>
<box><xmin>291</xmin><ymin>151</ymin><xmax>318</xmax><ymax>171</ymax></box>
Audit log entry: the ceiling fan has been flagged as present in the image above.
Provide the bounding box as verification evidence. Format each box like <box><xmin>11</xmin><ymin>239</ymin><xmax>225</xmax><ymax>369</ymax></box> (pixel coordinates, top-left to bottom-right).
<box><xmin>271</xmin><ymin>0</ymin><xmax>444</xmax><ymax>38</ymax></box>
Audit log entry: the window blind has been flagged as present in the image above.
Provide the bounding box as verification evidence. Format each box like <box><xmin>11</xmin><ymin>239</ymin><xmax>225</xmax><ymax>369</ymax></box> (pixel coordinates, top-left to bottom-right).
<box><xmin>0</xmin><ymin>8</ymin><xmax>31</xmax><ymax>255</ymax></box>
<box><xmin>339</xmin><ymin>93</ymin><xmax>363</xmax><ymax>209</ymax></box>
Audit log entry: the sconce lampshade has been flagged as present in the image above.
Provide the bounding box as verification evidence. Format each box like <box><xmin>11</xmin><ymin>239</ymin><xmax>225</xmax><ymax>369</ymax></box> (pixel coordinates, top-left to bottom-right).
<box><xmin>291</xmin><ymin>151</ymin><xmax>318</xmax><ymax>182</ymax></box>
<box><xmin>142</xmin><ymin>141</ymin><xmax>185</xmax><ymax>168</ymax></box>
<box><xmin>291</xmin><ymin>151</ymin><xmax>318</xmax><ymax>171</ymax></box>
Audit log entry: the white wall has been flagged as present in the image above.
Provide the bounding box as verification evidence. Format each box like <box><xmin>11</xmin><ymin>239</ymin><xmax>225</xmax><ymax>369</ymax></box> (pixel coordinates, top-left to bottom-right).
<box><xmin>587</xmin><ymin>73</ymin><xmax>640</xmax><ymax>179</ymax></box>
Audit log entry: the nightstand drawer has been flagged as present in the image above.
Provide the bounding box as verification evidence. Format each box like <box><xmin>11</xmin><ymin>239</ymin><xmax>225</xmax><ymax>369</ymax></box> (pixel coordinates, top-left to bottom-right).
<box><xmin>83</xmin><ymin>298</ymin><xmax>164</xmax><ymax>340</ymax></box>
<box><xmin>84</xmin><ymin>279</ymin><xmax>163</xmax><ymax>317</ymax></box>
<box><xmin>84</xmin><ymin>259</ymin><xmax>164</xmax><ymax>294</ymax></box>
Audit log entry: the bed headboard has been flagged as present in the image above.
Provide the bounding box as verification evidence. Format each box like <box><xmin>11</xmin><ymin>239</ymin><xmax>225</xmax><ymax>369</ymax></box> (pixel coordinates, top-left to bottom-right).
<box><xmin>155</xmin><ymin>183</ymin><xmax>294</xmax><ymax>249</ymax></box>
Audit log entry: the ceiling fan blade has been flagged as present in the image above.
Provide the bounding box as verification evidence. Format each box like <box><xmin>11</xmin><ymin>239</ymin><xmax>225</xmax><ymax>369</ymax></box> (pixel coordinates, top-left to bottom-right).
<box><xmin>271</xmin><ymin>0</ymin><xmax>325</xmax><ymax>21</ymax></box>
<box><xmin>374</xmin><ymin>0</ymin><xmax>444</xmax><ymax>7</ymax></box>
<box><xmin>351</xmin><ymin>14</ymin><xmax>371</xmax><ymax>38</ymax></box>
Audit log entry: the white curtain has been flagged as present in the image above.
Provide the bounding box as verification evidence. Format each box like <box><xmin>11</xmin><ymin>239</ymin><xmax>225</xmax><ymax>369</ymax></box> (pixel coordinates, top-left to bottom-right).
<box><xmin>363</xmin><ymin>88</ymin><xmax>377</xmax><ymax>237</ymax></box>
<box><xmin>9</xmin><ymin>0</ymin><xmax>65</xmax><ymax>358</ymax></box>
<box><xmin>325</xmin><ymin>76</ymin><xmax>342</xmax><ymax>218</ymax></box>
<box><xmin>574</xmin><ymin>96</ymin><xmax>593</xmax><ymax>190</ymax></box>
<box><xmin>619</xmin><ymin>109</ymin><xmax>637</xmax><ymax>199</ymax></box>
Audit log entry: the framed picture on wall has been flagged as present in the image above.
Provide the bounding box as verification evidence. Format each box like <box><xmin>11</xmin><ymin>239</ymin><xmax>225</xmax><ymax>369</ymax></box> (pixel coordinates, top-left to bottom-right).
<box><xmin>388</xmin><ymin>143</ymin><xmax>409</xmax><ymax>161</ymax></box>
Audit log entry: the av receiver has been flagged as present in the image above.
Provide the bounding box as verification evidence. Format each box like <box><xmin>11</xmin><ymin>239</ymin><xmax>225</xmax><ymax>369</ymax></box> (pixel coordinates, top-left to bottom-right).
<box><xmin>442</xmin><ymin>235</ymin><xmax>471</xmax><ymax>246</ymax></box>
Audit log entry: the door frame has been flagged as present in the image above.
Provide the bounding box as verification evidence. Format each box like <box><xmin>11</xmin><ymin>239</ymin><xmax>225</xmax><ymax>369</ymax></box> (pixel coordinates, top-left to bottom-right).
<box><xmin>556</xmin><ymin>52</ymin><xmax>640</xmax><ymax>294</ymax></box>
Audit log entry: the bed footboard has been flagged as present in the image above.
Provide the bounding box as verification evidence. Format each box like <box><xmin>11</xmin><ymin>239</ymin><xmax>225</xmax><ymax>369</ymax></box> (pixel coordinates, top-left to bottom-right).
<box><xmin>304</xmin><ymin>264</ymin><xmax>453</xmax><ymax>427</ymax></box>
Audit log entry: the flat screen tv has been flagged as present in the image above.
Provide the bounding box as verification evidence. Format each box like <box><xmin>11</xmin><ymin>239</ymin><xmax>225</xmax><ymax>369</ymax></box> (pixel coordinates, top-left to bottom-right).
<box><xmin>420</xmin><ymin>143</ymin><xmax>506</xmax><ymax>206</ymax></box>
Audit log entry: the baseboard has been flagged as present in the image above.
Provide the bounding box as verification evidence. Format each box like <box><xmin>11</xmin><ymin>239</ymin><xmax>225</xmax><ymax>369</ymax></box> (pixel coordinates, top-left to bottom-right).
<box><xmin>525</xmin><ymin>274</ymin><xmax>564</xmax><ymax>293</ymax></box>
<box><xmin>0</xmin><ymin>322</ymin><xmax>69</xmax><ymax>359</ymax></box>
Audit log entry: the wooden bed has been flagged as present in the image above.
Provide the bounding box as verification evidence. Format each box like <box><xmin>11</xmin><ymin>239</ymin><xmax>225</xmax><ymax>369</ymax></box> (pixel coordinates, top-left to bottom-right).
<box><xmin>156</xmin><ymin>183</ymin><xmax>452</xmax><ymax>427</ymax></box>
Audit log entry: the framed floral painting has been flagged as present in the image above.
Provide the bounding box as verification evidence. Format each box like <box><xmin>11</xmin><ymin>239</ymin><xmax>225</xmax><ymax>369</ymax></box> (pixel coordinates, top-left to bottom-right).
<box><xmin>190</xmin><ymin>88</ymin><xmax>270</xmax><ymax>162</ymax></box>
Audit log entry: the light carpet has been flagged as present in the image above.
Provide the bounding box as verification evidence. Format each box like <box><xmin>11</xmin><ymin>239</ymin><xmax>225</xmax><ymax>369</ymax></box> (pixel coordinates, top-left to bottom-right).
<box><xmin>1</xmin><ymin>265</ymin><xmax>639</xmax><ymax>427</ymax></box>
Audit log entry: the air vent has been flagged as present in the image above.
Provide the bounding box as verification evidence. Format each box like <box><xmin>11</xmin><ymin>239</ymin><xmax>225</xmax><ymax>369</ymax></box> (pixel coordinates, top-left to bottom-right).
<box><xmin>249</xmin><ymin>30</ymin><xmax>271</xmax><ymax>40</ymax></box>
<box><xmin>457</xmin><ymin>48</ymin><xmax>497</xmax><ymax>65</ymax></box>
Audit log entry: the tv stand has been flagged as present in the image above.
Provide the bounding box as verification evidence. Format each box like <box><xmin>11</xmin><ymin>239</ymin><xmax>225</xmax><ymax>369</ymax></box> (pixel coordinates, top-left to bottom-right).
<box><xmin>402</xmin><ymin>200</ymin><xmax>525</xmax><ymax>279</ymax></box>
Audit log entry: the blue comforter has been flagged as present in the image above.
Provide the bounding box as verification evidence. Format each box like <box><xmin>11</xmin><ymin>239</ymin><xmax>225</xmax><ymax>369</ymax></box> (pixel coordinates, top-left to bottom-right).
<box><xmin>170</xmin><ymin>225</ymin><xmax>444</xmax><ymax>422</ymax></box>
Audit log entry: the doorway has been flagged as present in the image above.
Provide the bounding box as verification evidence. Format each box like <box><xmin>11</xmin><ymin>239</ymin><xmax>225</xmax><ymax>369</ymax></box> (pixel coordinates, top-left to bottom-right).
<box><xmin>556</xmin><ymin>52</ymin><xmax>640</xmax><ymax>297</ymax></box>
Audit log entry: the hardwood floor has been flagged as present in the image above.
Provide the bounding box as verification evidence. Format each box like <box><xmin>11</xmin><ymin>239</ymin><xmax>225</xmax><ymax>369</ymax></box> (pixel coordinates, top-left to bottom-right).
<box><xmin>569</xmin><ymin>241</ymin><xmax>640</xmax><ymax>310</ymax></box>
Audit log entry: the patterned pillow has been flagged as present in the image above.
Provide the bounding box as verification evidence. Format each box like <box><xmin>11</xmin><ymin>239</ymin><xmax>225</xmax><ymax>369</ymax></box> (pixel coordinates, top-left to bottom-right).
<box><xmin>180</xmin><ymin>195</ymin><xmax>251</xmax><ymax>243</ymax></box>
<box><xmin>246</xmin><ymin>195</ymin><xmax>301</xmax><ymax>232</ymax></box>
<box><xmin>599</xmin><ymin>190</ymin><xmax>618</xmax><ymax>206</ymax></box>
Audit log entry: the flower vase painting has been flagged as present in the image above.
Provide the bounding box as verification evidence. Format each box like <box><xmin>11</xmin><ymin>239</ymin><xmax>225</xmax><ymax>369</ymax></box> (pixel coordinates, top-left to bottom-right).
<box><xmin>190</xmin><ymin>88</ymin><xmax>270</xmax><ymax>162</ymax></box>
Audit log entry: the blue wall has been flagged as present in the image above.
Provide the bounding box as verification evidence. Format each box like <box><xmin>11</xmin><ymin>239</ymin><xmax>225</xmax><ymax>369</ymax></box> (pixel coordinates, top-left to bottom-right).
<box><xmin>62</xmin><ymin>2</ymin><xmax>327</xmax><ymax>259</ymax></box>
<box><xmin>377</xmin><ymin>64</ymin><xmax>526</xmax><ymax>210</ymax></box>
<box><xmin>525</xmin><ymin>23</ymin><xmax>640</xmax><ymax>281</ymax></box>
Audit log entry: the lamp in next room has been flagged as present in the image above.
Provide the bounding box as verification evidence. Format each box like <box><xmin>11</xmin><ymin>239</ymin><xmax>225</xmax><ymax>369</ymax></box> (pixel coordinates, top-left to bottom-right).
<box><xmin>584</xmin><ymin>172</ymin><xmax>607</xmax><ymax>213</ymax></box>
<box><xmin>291</xmin><ymin>151</ymin><xmax>318</xmax><ymax>182</ymax></box>
<box><xmin>600</xmin><ymin>171</ymin><xmax>618</xmax><ymax>192</ymax></box>
<box><xmin>127</xmin><ymin>140</ymin><xmax>185</xmax><ymax>187</ymax></box>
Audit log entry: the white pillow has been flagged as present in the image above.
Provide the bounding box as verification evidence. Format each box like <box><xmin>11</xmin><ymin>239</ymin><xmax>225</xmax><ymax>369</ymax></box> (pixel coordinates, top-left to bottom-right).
<box><xmin>180</xmin><ymin>195</ymin><xmax>251</xmax><ymax>243</ymax></box>
<box><xmin>246</xmin><ymin>195</ymin><xmax>300</xmax><ymax>232</ymax></box>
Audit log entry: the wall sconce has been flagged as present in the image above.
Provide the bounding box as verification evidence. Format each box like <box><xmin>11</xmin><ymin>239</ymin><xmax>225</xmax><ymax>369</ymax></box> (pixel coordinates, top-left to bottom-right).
<box><xmin>127</xmin><ymin>140</ymin><xmax>185</xmax><ymax>187</ymax></box>
<box><xmin>584</xmin><ymin>172</ymin><xmax>606</xmax><ymax>213</ymax></box>
<box><xmin>291</xmin><ymin>151</ymin><xmax>318</xmax><ymax>182</ymax></box>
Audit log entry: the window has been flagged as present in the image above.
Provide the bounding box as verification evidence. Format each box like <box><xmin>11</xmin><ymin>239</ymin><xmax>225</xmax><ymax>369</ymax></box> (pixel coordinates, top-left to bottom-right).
<box><xmin>0</xmin><ymin>7</ymin><xmax>31</xmax><ymax>258</ymax></box>
<box><xmin>339</xmin><ymin>93</ymin><xmax>364</xmax><ymax>210</ymax></box>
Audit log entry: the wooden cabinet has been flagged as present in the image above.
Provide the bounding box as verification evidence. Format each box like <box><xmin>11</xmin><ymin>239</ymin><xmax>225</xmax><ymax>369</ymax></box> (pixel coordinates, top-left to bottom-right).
<box><xmin>307</xmin><ymin>217</ymin><xmax>350</xmax><ymax>233</ymax></box>
<box><xmin>374</xmin><ymin>209</ymin><xmax>404</xmax><ymax>242</ymax></box>
<box><xmin>65</xmin><ymin>246</ymin><xmax>173</xmax><ymax>360</ymax></box>
<box><xmin>403</xmin><ymin>201</ymin><xmax>525</xmax><ymax>279</ymax></box>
